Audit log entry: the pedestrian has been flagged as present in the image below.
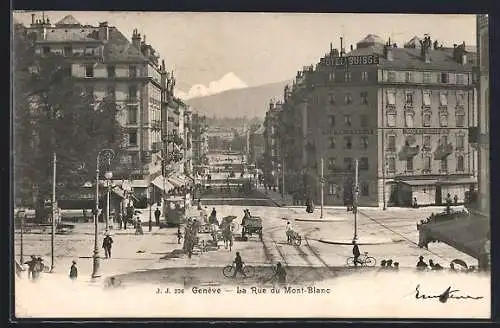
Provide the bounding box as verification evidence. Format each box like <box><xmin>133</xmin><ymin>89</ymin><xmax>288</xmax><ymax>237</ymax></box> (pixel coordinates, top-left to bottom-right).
<box><xmin>177</xmin><ymin>227</ymin><xmax>183</xmax><ymax>244</ymax></box>
<box><xmin>232</xmin><ymin>252</ymin><xmax>246</xmax><ymax>278</ymax></box>
<box><xmin>380</xmin><ymin>260</ymin><xmax>387</xmax><ymax>268</ymax></box>
<box><xmin>154</xmin><ymin>207</ymin><xmax>161</xmax><ymax>226</ymax></box>
<box><xmin>393</xmin><ymin>262</ymin><xmax>400</xmax><ymax>271</ymax></box>
<box><xmin>416</xmin><ymin>256</ymin><xmax>428</xmax><ymax>270</ymax></box>
<box><xmin>69</xmin><ymin>260</ymin><xmax>78</xmax><ymax>280</ymax></box>
<box><xmin>454</xmin><ymin>195</ymin><xmax>458</xmax><ymax>205</ymax></box>
<box><xmin>32</xmin><ymin>257</ymin><xmax>44</xmax><ymax>281</ymax></box>
<box><xmin>273</xmin><ymin>262</ymin><xmax>286</xmax><ymax>285</ymax></box>
<box><xmin>102</xmin><ymin>233</ymin><xmax>114</xmax><ymax>259</ymax></box>
<box><xmin>116</xmin><ymin>211</ymin><xmax>123</xmax><ymax>230</ymax></box>
<box><xmin>24</xmin><ymin>255</ymin><xmax>37</xmax><ymax>280</ymax></box>
<box><xmin>352</xmin><ymin>240</ymin><xmax>361</xmax><ymax>266</ymax></box>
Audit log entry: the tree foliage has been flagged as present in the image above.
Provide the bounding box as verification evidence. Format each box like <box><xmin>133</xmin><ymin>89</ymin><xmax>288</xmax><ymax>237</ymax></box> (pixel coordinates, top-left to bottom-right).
<box><xmin>13</xmin><ymin>25</ymin><xmax>123</xmax><ymax>205</ymax></box>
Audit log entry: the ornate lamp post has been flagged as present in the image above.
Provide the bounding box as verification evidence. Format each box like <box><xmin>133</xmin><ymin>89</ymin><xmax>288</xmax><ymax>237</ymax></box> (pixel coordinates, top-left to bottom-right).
<box><xmin>92</xmin><ymin>149</ymin><xmax>114</xmax><ymax>279</ymax></box>
<box><xmin>104</xmin><ymin>170</ymin><xmax>113</xmax><ymax>232</ymax></box>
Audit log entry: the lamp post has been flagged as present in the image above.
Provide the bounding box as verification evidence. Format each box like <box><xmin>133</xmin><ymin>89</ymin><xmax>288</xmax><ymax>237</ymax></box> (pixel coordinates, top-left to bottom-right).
<box><xmin>92</xmin><ymin>149</ymin><xmax>115</xmax><ymax>279</ymax></box>
<box><xmin>148</xmin><ymin>186</ymin><xmax>153</xmax><ymax>232</ymax></box>
<box><xmin>104</xmin><ymin>170</ymin><xmax>113</xmax><ymax>232</ymax></box>
<box><xmin>353</xmin><ymin>159</ymin><xmax>359</xmax><ymax>241</ymax></box>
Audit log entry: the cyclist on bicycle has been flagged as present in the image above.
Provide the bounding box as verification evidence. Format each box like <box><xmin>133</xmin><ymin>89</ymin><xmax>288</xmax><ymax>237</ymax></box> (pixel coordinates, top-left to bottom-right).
<box><xmin>232</xmin><ymin>252</ymin><xmax>246</xmax><ymax>278</ymax></box>
<box><xmin>286</xmin><ymin>221</ymin><xmax>294</xmax><ymax>243</ymax></box>
<box><xmin>352</xmin><ymin>240</ymin><xmax>361</xmax><ymax>266</ymax></box>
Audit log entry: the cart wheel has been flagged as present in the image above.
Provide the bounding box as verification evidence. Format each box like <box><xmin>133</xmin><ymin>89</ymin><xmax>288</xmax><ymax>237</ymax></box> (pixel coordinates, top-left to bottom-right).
<box><xmin>294</xmin><ymin>236</ymin><xmax>302</xmax><ymax>246</ymax></box>
<box><xmin>222</xmin><ymin>265</ymin><xmax>234</xmax><ymax>278</ymax></box>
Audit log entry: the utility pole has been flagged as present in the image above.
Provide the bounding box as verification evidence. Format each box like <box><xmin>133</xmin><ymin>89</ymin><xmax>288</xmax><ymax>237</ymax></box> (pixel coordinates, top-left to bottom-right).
<box><xmin>51</xmin><ymin>152</ymin><xmax>56</xmax><ymax>272</ymax></box>
<box><xmin>320</xmin><ymin>157</ymin><xmax>324</xmax><ymax>219</ymax></box>
<box><xmin>353</xmin><ymin>159</ymin><xmax>359</xmax><ymax>241</ymax></box>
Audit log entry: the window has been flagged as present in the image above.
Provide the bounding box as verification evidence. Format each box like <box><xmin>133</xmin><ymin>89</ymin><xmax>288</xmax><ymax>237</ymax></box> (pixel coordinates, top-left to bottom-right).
<box><xmin>128</xmin><ymin>131</ymin><xmax>138</xmax><ymax>146</ymax></box>
<box><xmin>423</xmin><ymin>113</ymin><xmax>431</xmax><ymax>127</ymax></box>
<box><xmin>387</xmin><ymin>113</ymin><xmax>396</xmax><ymax>127</ymax></box>
<box><xmin>344</xmin><ymin>136</ymin><xmax>352</xmax><ymax>150</ymax></box>
<box><xmin>456</xmin><ymin>114</ymin><xmax>465</xmax><ymax>127</ymax></box>
<box><xmin>423</xmin><ymin>90</ymin><xmax>431</xmax><ymax>107</ymax></box>
<box><xmin>439</xmin><ymin>93</ymin><xmax>448</xmax><ymax>106</ymax></box>
<box><xmin>440</xmin><ymin>159</ymin><xmax>448</xmax><ymax>171</ymax></box>
<box><xmin>360</xmin><ymin>136</ymin><xmax>369</xmax><ymax>149</ymax></box>
<box><xmin>329</xmin><ymin>72</ymin><xmax>335</xmax><ymax>81</ymax></box>
<box><xmin>360</xmin><ymin>157</ymin><xmax>369</xmax><ymax>170</ymax></box>
<box><xmin>456</xmin><ymin>92</ymin><xmax>464</xmax><ymax>106</ymax></box>
<box><xmin>344</xmin><ymin>157</ymin><xmax>353</xmax><ymax>170</ymax></box>
<box><xmin>406</xmin><ymin>158</ymin><xmax>414</xmax><ymax>171</ymax></box>
<box><xmin>388</xmin><ymin>71</ymin><xmax>396</xmax><ymax>81</ymax></box>
<box><xmin>440</xmin><ymin>72</ymin><xmax>449</xmax><ymax>84</ymax></box>
<box><xmin>329</xmin><ymin>137</ymin><xmax>336</xmax><ymax>149</ymax></box>
<box><xmin>64</xmin><ymin>46</ymin><xmax>72</xmax><ymax>56</ymax></box>
<box><xmin>107</xmin><ymin>65</ymin><xmax>116</xmax><ymax>78</ymax></box>
<box><xmin>344</xmin><ymin>115</ymin><xmax>352</xmax><ymax>126</ymax></box>
<box><xmin>423</xmin><ymin>135</ymin><xmax>431</xmax><ymax>149</ymax></box>
<box><xmin>424</xmin><ymin>156</ymin><xmax>431</xmax><ymax>171</ymax></box>
<box><xmin>439</xmin><ymin>113</ymin><xmax>448</xmax><ymax>127</ymax></box>
<box><xmin>361</xmin><ymin>71</ymin><xmax>369</xmax><ymax>81</ymax></box>
<box><xmin>457</xmin><ymin>155</ymin><xmax>465</xmax><ymax>171</ymax></box>
<box><xmin>360</xmin><ymin>92</ymin><xmax>368</xmax><ymax>105</ymax></box>
<box><xmin>42</xmin><ymin>46</ymin><xmax>51</xmax><ymax>54</ymax></box>
<box><xmin>127</xmin><ymin>105</ymin><xmax>138</xmax><ymax>124</ymax></box>
<box><xmin>457</xmin><ymin>135</ymin><xmax>465</xmax><ymax>149</ymax></box>
<box><xmin>386</xmin><ymin>90</ymin><xmax>396</xmax><ymax>105</ymax></box>
<box><xmin>456</xmin><ymin>74</ymin><xmax>465</xmax><ymax>85</ymax></box>
<box><xmin>328</xmin><ymin>157</ymin><xmax>336</xmax><ymax>170</ymax></box>
<box><xmin>405</xmin><ymin>92</ymin><xmax>413</xmax><ymax>106</ymax></box>
<box><xmin>405</xmin><ymin>71</ymin><xmax>413</xmax><ymax>82</ymax></box>
<box><xmin>360</xmin><ymin>114</ymin><xmax>368</xmax><ymax>127</ymax></box>
<box><xmin>106</xmin><ymin>86</ymin><xmax>116</xmax><ymax>99</ymax></box>
<box><xmin>328</xmin><ymin>184</ymin><xmax>337</xmax><ymax>195</ymax></box>
<box><xmin>423</xmin><ymin>72</ymin><xmax>432</xmax><ymax>83</ymax></box>
<box><xmin>405</xmin><ymin>113</ymin><xmax>414</xmax><ymax>128</ymax></box>
<box><xmin>328</xmin><ymin>115</ymin><xmax>335</xmax><ymax>128</ymax></box>
<box><xmin>129</xmin><ymin>65</ymin><xmax>137</xmax><ymax>77</ymax></box>
<box><xmin>85</xmin><ymin>64</ymin><xmax>94</xmax><ymax>77</ymax></box>
<box><xmin>344</xmin><ymin>93</ymin><xmax>352</xmax><ymax>105</ymax></box>
<box><xmin>329</xmin><ymin>93</ymin><xmax>336</xmax><ymax>105</ymax></box>
<box><xmin>387</xmin><ymin>157</ymin><xmax>396</xmax><ymax>172</ymax></box>
<box><xmin>128</xmin><ymin>85</ymin><xmax>137</xmax><ymax>99</ymax></box>
<box><xmin>345</xmin><ymin>72</ymin><xmax>351</xmax><ymax>82</ymax></box>
<box><xmin>361</xmin><ymin>182</ymin><xmax>369</xmax><ymax>196</ymax></box>
<box><xmin>387</xmin><ymin>135</ymin><xmax>396</xmax><ymax>151</ymax></box>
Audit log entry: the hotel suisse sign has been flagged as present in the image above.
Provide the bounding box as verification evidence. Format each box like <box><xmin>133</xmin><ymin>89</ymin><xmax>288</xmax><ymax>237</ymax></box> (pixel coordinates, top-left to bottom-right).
<box><xmin>403</xmin><ymin>128</ymin><xmax>449</xmax><ymax>135</ymax></box>
<box><xmin>323</xmin><ymin>55</ymin><xmax>380</xmax><ymax>67</ymax></box>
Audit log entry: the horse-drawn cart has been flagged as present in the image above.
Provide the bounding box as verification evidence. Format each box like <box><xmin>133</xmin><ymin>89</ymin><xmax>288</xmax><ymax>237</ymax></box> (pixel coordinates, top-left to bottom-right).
<box><xmin>241</xmin><ymin>216</ymin><xmax>263</xmax><ymax>241</ymax></box>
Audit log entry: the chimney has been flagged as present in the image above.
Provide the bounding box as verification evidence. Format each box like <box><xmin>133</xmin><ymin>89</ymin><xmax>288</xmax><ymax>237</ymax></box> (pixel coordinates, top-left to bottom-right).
<box><xmin>161</xmin><ymin>59</ymin><xmax>165</xmax><ymax>71</ymax></box>
<box><xmin>132</xmin><ymin>29</ymin><xmax>141</xmax><ymax>49</ymax></box>
<box><xmin>330</xmin><ymin>42</ymin><xmax>333</xmax><ymax>52</ymax></box>
<box><xmin>98</xmin><ymin>21</ymin><xmax>109</xmax><ymax>40</ymax></box>
<box><xmin>31</xmin><ymin>14</ymin><xmax>35</xmax><ymax>25</ymax></box>
<box><xmin>340</xmin><ymin>37</ymin><xmax>344</xmax><ymax>56</ymax></box>
<box><xmin>350</xmin><ymin>44</ymin><xmax>353</xmax><ymax>51</ymax></box>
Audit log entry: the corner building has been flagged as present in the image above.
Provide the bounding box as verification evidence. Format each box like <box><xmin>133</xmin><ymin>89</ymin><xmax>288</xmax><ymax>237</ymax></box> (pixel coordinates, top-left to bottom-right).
<box><xmin>307</xmin><ymin>34</ymin><xmax>477</xmax><ymax>207</ymax></box>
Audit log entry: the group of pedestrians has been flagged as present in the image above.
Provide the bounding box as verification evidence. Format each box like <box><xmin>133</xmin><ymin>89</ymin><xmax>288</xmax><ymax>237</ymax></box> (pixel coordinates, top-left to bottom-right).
<box><xmin>24</xmin><ymin>256</ymin><xmax>45</xmax><ymax>281</ymax></box>
<box><xmin>379</xmin><ymin>259</ymin><xmax>400</xmax><ymax>270</ymax></box>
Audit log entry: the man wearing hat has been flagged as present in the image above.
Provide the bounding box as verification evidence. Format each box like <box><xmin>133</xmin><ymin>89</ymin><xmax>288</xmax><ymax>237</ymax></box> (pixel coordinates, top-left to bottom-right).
<box><xmin>69</xmin><ymin>260</ymin><xmax>78</xmax><ymax>280</ymax></box>
<box><xmin>24</xmin><ymin>255</ymin><xmax>37</xmax><ymax>280</ymax></box>
<box><xmin>32</xmin><ymin>257</ymin><xmax>44</xmax><ymax>281</ymax></box>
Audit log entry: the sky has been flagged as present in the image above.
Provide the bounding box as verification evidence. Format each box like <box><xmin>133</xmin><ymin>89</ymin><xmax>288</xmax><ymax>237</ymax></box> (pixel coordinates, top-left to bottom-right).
<box><xmin>13</xmin><ymin>12</ymin><xmax>476</xmax><ymax>96</ymax></box>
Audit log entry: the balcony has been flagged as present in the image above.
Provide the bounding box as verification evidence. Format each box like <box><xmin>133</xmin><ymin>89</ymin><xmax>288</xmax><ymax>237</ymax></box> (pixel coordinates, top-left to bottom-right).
<box><xmin>433</xmin><ymin>143</ymin><xmax>453</xmax><ymax>160</ymax></box>
<box><xmin>398</xmin><ymin>144</ymin><xmax>420</xmax><ymax>160</ymax></box>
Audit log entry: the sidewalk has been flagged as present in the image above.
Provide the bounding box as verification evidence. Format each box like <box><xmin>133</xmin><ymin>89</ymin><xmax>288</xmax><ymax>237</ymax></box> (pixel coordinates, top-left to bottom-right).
<box><xmin>256</xmin><ymin>185</ymin><xmax>293</xmax><ymax>207</ymax></box>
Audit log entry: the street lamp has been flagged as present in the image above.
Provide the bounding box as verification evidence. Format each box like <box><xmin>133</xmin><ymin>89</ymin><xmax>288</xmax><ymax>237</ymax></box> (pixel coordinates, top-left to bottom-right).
<box><xmin>148</xmin><ymin>186</ymin><xmax>153</xmax><ymax>232</ymax></box>
<box><xmin>92</xmin><ymin>148</ymin><xmax>115</xmax><ymax>279</ymax></box>
<box><xmin>104</xmin><ymin>170</ymin><xmax>113</xmax><ymax>232</ymax></box>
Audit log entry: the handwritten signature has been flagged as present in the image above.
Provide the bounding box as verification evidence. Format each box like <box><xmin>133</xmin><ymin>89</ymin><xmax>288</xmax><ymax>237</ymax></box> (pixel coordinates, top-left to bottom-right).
<box><xmin>415</xmin><ymin>284</ymin><xmax>484</xmax><ymax>303</ymax></box>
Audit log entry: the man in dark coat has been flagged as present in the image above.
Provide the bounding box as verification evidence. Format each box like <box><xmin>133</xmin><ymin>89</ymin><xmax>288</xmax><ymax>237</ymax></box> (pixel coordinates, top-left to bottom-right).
<box><xmin>352</xmin><ymin>241</ymin><xmax>361</xmax><ymax>266</ymax></box>
<box><xmin>102</xmin><ymin>234</ymin><xmax>114</xmax><ymax>259</ymax></box>
<box><xmin>69</xmin><ymin>260</ymin><xmax>78</xmax><ymax>280</ymax></box>
<box><xmin>24</xmin><ymin>255</ymin><xmax>37</xmax><ymax>280</ymax></box>
<box><xmin>154</xmin><ymin>207</ymin><xmax>161</xmax><ymax>226</ymax></box>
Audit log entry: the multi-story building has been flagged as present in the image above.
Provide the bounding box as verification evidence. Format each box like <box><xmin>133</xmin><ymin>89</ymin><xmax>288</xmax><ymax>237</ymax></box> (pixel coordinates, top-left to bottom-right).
<box><xmin>25</xmin><ymin>15</ymin><xmax>171</xmax><ymax>185</ymax></box>
<box><xmin>473</xmin><ymin>14</ymin><xmax>489</xmax><ymax>217</ymax></box>
<box><xmin>263</xmin><ymin>101</ymin><xmax>284</xmax><ymax>188</ymax></box>
<box><xmin>191</xmin><ymin>113</ymin><xmax>209</xmax><ymax>175</ymax></box>
<box><xmin>248</xmin><ymin>124</ymin><xmax>265</xmax><ymax>168</ymax></box>
<box><xmin>274</xmin><ymin>34</ymin><xmax>478</xmax><ymax>207</ymax></box>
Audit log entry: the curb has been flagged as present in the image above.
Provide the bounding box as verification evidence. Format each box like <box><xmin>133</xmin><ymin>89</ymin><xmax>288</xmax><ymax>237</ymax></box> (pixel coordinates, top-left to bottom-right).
<box><xmin>280</xmin><ymin>217</ymin><xmax>346</xmax><ymax>223</ymax></box>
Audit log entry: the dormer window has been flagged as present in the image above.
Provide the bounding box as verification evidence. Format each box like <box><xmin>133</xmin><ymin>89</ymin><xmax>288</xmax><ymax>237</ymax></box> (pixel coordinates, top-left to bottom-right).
<box><xmin>405</xmin><ymin>92</ymin><xmax>413</xmax><ymax>107</ymax></box>
<box><xmin>344</xmin><ymin>72</ymin><xmax>352</xmax><ymax>82</ymax></box>
<box><xmin>423</xmin><ymin>72</ymin><xmax>432</xmax><ymax>83</ymax></box>
<box><xmin>423</xmin><ymin>90</ymin><xmax>431</xmax><ymax>107</ymax></box>
<box><xmin>405</xmin><ymin>71</ymin><xmax>413</xmax><ymax>82</ymax></box>
<box><xmin>85</xmin><ymin>64</ymin><xmax>94</xmax><ymax>78</ymax></box>
<box><xmin>440</xmin><ymin>72</ymin><xmax>449</xmax><ymax>84</ymax></box>
<box><xmin>456</xmin><ymin>73</ymin><xmax>466</xmax><ymax>85</ymax></box>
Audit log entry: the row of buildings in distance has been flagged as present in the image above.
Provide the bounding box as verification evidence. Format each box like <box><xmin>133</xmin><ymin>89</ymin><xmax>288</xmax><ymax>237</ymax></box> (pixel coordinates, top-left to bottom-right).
<box><xmin>19</xmin><ymin>14</ymin><xmax>209</xmax><ymax>203</ymax></box>
<box><xmin>262</xmin><ymin>28</ymin><xmax>487</xmax><ymax>208</ymax></box>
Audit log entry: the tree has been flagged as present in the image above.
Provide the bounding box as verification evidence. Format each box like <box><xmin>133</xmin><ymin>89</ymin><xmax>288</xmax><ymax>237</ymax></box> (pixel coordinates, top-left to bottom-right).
<box><xmin>13</xmin><ymin>24</ymin><xmax>124</xmax><ymax>207</ymax></box>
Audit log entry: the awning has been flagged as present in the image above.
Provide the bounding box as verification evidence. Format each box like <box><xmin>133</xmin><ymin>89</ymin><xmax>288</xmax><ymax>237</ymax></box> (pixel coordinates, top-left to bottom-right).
<box><xmin>399</xmin><ymin>179</ymin><xmax>438</xmax><ymax>187</ymax></box>
<box><xmin>131</xmin><ymin>180</ymin><xmax>149</xmax><ymax>188</ymax></box>
<box><xmin>168</xmin><ymin>177</ymin><xmax>184</xmax><ymax>188</ymax></box>
<box><xmin>419</xmin><ymin>215</ymin><xmax>490</xmax><ymax>259</ymax></box>
<box><xmin>111</xmin><ymin>187</ymin><xmax>126</xmax><ymax>199</ymax></box>
<box><xmin>151</xmin><ymin>175</ymin><xmax>174</xmax><ymax>191</ymax></box>
<box><xmin>439</xmin><ymin>177</ymin><xmax>477</xmax><ymax>185</ymax></box>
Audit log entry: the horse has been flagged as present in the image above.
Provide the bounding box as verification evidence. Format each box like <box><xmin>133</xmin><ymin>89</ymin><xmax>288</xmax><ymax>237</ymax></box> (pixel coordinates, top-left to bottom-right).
<box><xmin>221</xmin><ymin>223</ymin><xmax>234</xmax><ymax>251</ymax></box>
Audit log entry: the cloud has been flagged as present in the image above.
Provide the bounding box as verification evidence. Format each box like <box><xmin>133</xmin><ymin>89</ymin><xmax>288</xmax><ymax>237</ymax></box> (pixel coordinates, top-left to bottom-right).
<box><xmin>175</xmin><ymin>72</ymin><xmax>248</xmax><ymax>100</ymax></box>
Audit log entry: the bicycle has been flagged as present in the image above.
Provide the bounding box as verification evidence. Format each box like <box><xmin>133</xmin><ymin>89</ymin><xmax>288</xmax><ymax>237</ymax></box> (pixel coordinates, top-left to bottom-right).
<box><xmin>222</xmin><ymin>263</ymin><xmax>255</xmax><ymax>278</ymax></box>
<box><xmin>346</xmin><ymin>252</ymin><xmax>376</xmax><ymax>267</ymax></box>
<box><xmin>286</xmin><ymin>230</ymin><xmax>302</xmax><ymax>246</ymax></box>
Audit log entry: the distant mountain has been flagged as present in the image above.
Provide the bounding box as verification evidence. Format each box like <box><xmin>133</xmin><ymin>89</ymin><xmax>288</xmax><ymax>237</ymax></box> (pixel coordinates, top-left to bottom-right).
<box><xmin>176</xmin><ymin>72</ymin><xmax>248</xmax><ymax>100</ymax></box>
<box><xmin>185</xmin><ymin>80</ymin><xmax>291</xmax><ymax>118</ymax></box>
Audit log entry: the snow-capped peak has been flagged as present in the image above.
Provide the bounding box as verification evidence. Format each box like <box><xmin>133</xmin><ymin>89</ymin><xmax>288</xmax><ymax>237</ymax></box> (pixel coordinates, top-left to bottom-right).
<box><xmin>176</xmin><ymin>72</ymin><xmax>248</xmax><ymax>100</ymax></box>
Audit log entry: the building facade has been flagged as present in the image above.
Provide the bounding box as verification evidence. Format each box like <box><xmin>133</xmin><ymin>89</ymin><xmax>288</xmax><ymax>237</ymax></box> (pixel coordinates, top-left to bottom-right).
<box><xmin>271</xmin><ymin>34</ymin><xmax>478</xmax><ymax>207</ymax></box>
<box><xmin>191</xmin><ymin>113</ymin><xmax>209</xmax><ymax>175</ymax></box>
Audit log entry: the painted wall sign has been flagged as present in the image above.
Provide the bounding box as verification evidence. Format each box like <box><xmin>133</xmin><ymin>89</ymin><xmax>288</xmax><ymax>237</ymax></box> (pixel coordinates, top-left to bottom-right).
<box><xmin>323</xmin><ymin>55</ymin><xmax>380</xmax><ymax>67</ymax></box>
<box><xmin>403</xmin><ymin>128</ymin><xmax>450</xmax><ymax>135</ymax></box>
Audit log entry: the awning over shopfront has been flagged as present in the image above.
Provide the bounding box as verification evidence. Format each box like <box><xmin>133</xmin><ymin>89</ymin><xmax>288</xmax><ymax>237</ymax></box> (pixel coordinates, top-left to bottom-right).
<box><xmin>151</xmin><ymin>175</ymin><xmax>174</xmax><ymax>191</ymax></box>
<box><xmin>400</xmin><ymin>179</ymin><xmax>438</xmax><ymax>187</ymax></box>
<box><xmin>131</xmin><ymin>180</ymin><xmax>149</xmax><ymax>188</ymax></box>
<box><xmin>168</xmin><ymin>176</ymin><xmax>184</xmax><ymax>188</ymax></box>
<box><xmin>419</xmin><ymin>214</ymin><xmax>489</xmax><ymax>260</ymax></box>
